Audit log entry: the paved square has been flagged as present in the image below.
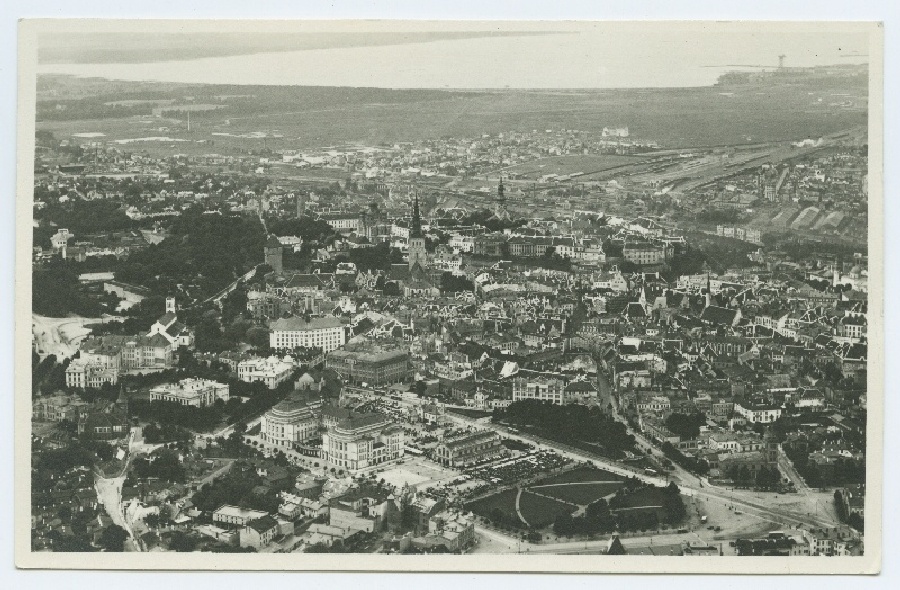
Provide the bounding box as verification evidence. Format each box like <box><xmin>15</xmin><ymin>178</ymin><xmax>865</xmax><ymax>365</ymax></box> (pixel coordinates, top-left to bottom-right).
<box><xmin>375</xmin><ymin>458</ymin><xmax>460</xmax><ymax>489</ymax></box>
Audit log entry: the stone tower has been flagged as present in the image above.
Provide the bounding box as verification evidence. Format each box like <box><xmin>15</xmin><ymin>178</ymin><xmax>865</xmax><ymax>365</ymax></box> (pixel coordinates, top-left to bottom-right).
<box><xmin>166</xmin><ymin>297</ymin><xmax>176</xmax><ymax>314</ymax></box>
<box><xmin>264</xmin><ymin>235</ymin><xmax>283</xmax><ymax>274</ymax></box>
<box><xmin>408</xmin><ymin>193</ymin><xmax>427</xmax><ymax>270</ymax></box>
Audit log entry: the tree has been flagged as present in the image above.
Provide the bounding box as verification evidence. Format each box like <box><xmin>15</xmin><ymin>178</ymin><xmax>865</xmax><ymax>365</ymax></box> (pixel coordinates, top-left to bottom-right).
<box><xmin>553</xmin><ymin>512</ymin><xmax>575</xmax><ymax>537</ymax></box>
<box><xmin>95</xmin><ymin>442</ymin><xmax>115</xmax><ymax>462</ymax></box>
<box><xmin>833</xmin><ymin>490</ymin><xmax>848</xmax><ymax>521</ymax></box>
<box><xmin>664</xmin><ymin>412</ymin><xmax>706</xmax><ymax>440</ymax></box>
<box><xmin>606</xmin><ymin>534</ymin><xmax>627</xmax><ymax>555</ymax></box>
<box><xmin>440</xmin><ymin>272</ymin><xmax>474</xmax><ymax>294</ymax></box>
<box><xmin>848</xmin><ymin>512</ymin><xmax>864</xmax><ymax>533</ymax></box>
<box><xmin>245</xmin><ymin>326</ymin><xmax>270</xmax><ymax>349</ymax></box>
<box><xmin>804</xmin><ymin>463</ymin><xmax>822</xmax><ymax>488</ymax></box>
<box><xmin>400</xmin><ymin>504</ymin><xmax>416</xmax><ymax>532</ymax></box>
<box><xmin>168</xmin><ymin>531</ymin><xmax>197</xmax><ymax>552</ymax></box>
<box><xmin>489</xmin><ymin>507</ymin><xmax>505</xmax><ymax>527</ymax></box>
<box><xmin>99</xmin><ymin>524</ymin><xmax>129</xmax><ymax>552</ymax></box>
<box><xmin>661</xmin><ymin>482</ymin><xmax>686</xmax><ymax>524</ymax></box>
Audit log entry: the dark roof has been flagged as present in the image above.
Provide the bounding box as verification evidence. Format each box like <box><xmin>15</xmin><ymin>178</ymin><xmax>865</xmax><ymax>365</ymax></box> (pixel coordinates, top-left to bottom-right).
<box><xmin>247</xmin><ymin>515</ymin><xmax>279</xmax><ymax>533</ymax></box>
<box><xmin>156</xmin><ymin>312</ymin><xmax>177</xmax><ymax>326</ymax></box>
<box><xmin>625</xmin><ymin>302</ymin><xmax>647</xmax><ymax>318</ymax></box>
<box><xmin>284</xmin><ymin>273</ymin><xmax>327</xmax><ymax>289</ymax></box>
<box><xmin>700</xmin><ymin>305</ymin><xmax>738</xmax><ymax>325</ymax></box>
<box><xmin>564</xmin><ymin>381</ymin><xmax>597</xmax><ymax>393</ymax></box>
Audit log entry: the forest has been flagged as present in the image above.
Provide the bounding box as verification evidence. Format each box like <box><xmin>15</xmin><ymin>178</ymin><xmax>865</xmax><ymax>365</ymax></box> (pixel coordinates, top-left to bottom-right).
<box><xmin>115</xmin><ymin>207</ymin><xmax>266</xmax><ymax>298</ymax></box>
<box><xmin>33</xmin><ymin>258</ymin><xmax>111</xmax><ymax>317</ymax></box>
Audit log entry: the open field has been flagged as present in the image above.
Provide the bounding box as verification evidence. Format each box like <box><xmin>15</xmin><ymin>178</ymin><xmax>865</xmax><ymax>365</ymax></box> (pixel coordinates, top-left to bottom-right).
<box><xmin>529</xmin><ymin>482</ymin><xmax>623</xmax><ymax>505</ymax></box>
<box><xmin>37</xmin><ymin>80</ymin><xmax>868</xmax><ymax>152</ymax></box>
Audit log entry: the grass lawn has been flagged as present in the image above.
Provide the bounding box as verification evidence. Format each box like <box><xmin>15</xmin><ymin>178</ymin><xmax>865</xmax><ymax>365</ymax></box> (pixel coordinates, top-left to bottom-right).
<box><xmin>536</xmin><ymin>465</ymin><xmax>622</xmax><ymax>486</ymax></box>
<box><xmin>612</xmin><ymin>486</ymin><xmax>669</xmax><ymax>509</ymax></box>
<box><xmin>465</xmin><ymin>488</ymin><xmax>519</xmax><ymax>520</ymax></box>
<box><xmin>527</xmin><ymin>482</ymin><xmax>623</xmax><ymax>505</ymax></box>
<box><xmin>518</xmin><ymin>490</ymin><xmax>577</xmax><ymax>528</ymax></box>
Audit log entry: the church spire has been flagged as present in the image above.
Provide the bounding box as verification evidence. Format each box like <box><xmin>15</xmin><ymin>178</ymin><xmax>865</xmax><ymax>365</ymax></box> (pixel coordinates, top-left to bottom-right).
<box><xmin>411</xmin><ymin>193</ymin><xmax>423</xmax><ymax>238</ymax></box>
<box><xmin>705</xmin><ymin>272</ymin><xmax>712</xmax><ymax>308</ymax></box>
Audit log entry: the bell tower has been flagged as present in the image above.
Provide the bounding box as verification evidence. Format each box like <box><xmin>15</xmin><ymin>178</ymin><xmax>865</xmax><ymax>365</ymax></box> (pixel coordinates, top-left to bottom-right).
<box><xmin>408</xmin><ymin>193</ymin><xmax>427</xmax><ymax>270</ymax></box>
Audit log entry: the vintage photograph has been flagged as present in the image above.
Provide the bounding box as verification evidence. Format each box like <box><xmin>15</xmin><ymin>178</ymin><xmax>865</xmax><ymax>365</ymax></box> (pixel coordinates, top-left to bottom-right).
<box><xmin>15</xmin><ymin>20</ymin><xmax>883</xmax><ymax>573</ymax></box>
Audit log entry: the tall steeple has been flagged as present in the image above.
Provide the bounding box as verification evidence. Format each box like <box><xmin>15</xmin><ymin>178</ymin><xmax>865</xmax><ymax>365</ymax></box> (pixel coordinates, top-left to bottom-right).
<box><xmin>493</xmin><ymin>176</ymin><xmax>508</xmax><ymax>220</ymax></box>
<box><xmin>705</xmin><ymin>272</ymin><xmax>712</xmax><ymax>308</ymax></box>
<box><xmin>408</xmin><ymin>193</ymin><xmax>427</xmax><ymax>271</ymax></box>
<box><xmin>411</xmin><ymin>193</ymin><xmax>423</xmax><ymax>239</ymax></box>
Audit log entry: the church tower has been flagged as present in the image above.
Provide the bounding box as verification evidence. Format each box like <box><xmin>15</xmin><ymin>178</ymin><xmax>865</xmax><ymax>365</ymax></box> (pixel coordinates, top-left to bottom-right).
<box><xmin>494</xmin><ymin>176</ymin><xmax>509</xmax><ymax>219</ymax></box>
<box><xmin>408</xmin><ymin>193</ymin><xmax>427</xmax><ymax>270</ymax></box>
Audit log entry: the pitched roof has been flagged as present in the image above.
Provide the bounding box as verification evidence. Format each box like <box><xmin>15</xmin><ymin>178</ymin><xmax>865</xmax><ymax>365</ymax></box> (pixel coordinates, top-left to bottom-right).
<box><xmin>284</xmin><ymin>273</ymin><xmax>327</xmax><ymax>289</ymax></box>
<box><xmin>156</xmin><ymin>312</ymin><xmax>177</xmax><ymax>327</ymax></box>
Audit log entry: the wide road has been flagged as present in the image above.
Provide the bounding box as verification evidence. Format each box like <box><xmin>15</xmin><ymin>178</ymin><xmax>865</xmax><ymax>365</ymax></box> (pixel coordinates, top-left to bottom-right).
<box><xmin>94</xmin><ymin>430</ymin><xmax>140</xmax><ymax>551</ymax></box>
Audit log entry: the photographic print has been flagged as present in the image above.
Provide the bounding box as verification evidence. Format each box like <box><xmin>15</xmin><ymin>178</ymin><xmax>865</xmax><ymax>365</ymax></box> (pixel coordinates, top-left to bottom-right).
<box><xmin>15</xmin><ymin>20</ymin><xmax>883</xmax><ymax>573</ymax></box>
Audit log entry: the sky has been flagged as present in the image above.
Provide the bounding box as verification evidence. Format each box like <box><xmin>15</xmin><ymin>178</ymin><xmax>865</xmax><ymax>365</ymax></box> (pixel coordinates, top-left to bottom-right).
<box><xmin>35</xmin><ymin>21</ymin><xmax>873</xmax><ymax>89</ymax></box>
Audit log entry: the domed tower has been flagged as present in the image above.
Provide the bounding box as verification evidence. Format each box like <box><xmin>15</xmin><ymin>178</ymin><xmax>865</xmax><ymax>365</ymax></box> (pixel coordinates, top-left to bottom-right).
<box><xmin>264</xmin><ymin>234</ymin><xmax>283</xmax><ymax>274</ymax></box>
<box><xmin>408</xmin><ymin>193</ymin><xmax>427</xmax><ymax>270</ymax></box>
